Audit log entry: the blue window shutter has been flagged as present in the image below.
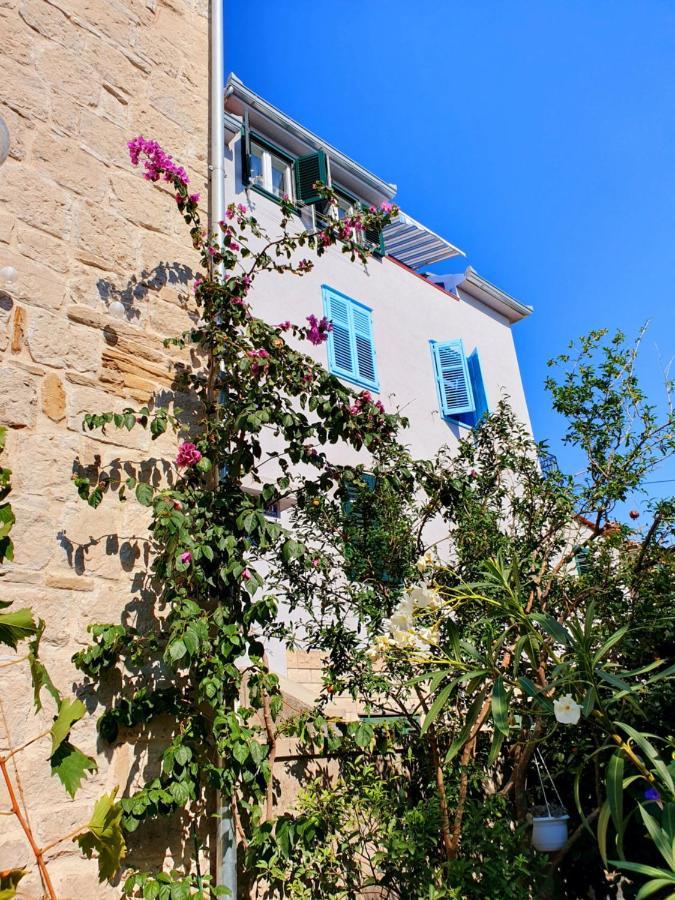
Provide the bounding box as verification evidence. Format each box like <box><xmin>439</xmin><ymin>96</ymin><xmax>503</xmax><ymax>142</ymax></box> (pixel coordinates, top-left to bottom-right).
<box><xmin>431</xmin><ymin>340</ymin><xmax>475</xmax><ymax>417</ymax></box>
<box><xmin>455</xmin><ymin>349</ymin><xmax>489</xmax><ymax>427</ymax></box>
<box><xmin>351</xmin><ymin>305</ymin><xmax>378</xmax><ymax>389</ymax></box>
<box><xmin>323</xmin><ymin>290</ymin><xmax>355</xmax><ymax>379</ymax></box>
<box><xmin>322</xmin><ymin>287</ymin><xmax>379</xmax><ymax>391</ymax></box>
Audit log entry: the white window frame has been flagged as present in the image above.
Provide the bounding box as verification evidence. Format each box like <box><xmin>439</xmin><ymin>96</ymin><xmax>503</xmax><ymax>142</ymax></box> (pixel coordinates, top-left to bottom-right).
<box><xmin>250</xmin><ymin>141</ymin><xmax>294</xmax><ymax>201</ymax></box>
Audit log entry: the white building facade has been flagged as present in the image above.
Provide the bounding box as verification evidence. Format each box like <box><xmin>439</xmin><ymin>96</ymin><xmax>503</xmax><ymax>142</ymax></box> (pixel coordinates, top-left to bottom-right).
<box><xmin>220</xmin><ymin>75</ymin><xmax>533</xmax><ymax>684</ymax></box>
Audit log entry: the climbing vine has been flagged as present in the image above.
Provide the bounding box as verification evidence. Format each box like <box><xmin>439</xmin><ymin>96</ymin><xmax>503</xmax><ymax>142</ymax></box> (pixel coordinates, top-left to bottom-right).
<box><xmin>72</xmin><ymin>137</ymin><xmax>401</xmax><ymax>894</ymax></box>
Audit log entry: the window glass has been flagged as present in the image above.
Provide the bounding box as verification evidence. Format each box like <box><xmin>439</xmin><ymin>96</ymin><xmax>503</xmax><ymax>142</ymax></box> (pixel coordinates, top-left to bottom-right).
<box><xmin>270</xmin><ymin>155</ymin><xmax>289</xmax><ymax>198</ymax></box>
<box><xmin>250</xmin><ymin>143</ymin><xmax>264</xmax><ymax>187</ymax></box>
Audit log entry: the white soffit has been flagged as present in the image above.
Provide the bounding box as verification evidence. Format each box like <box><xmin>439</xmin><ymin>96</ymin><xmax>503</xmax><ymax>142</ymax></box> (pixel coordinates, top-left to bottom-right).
<box><xmin>383</xmin><ymin>212</ymin><xmax>464</xmax><ymax>269</ymax></box>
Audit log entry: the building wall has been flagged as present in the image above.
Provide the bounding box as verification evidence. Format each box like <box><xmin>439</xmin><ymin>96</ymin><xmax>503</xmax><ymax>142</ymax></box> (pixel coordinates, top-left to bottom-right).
<box><xmin>224</xmin><ymin>135</ymin><xmax>532</xmax><ymax>466</ymax></box>
<box><xmin>0</xmin><ymin>1</ymin><xmax>208</xmax><ymax>895</ymax></box>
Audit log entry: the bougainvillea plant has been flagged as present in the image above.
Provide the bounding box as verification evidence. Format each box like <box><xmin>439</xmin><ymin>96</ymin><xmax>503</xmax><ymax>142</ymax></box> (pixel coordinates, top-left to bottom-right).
<box><xmin>71</xmin><ymin>138</ymin><xmax>402</xmax><ymax>894</ymax></box>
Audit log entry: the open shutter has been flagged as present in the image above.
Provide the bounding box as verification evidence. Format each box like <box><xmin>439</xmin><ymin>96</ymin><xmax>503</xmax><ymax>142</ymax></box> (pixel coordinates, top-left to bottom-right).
<box><xmin>293</xmin><ymin>150</ymin><xmax>327</xmax><ymax>204</ymax></box>
<box><xmin>323</xmin><ymin>290</ymin><xmax>355</xmax><ymax>378</ymax></box>
<box><xmin>240</xmin><ymin>113</ymin><xmax>251</xmax><ymax>186</ymax></box>
<box><xmin>362</xmin><ymin>205</ymin><xmax>385</xmax><ymax>256</ymax></box>
<box><xmin>431</xmin><ymin>340</ymin><xmax>475</xmax><ymax>417</ymax></box>
<box><xmin>351</xmin><ymin>305</ymin><xmax>378</xmax><ymax>388</ymax></box>
<box><xmin>455</xmin><ymin>349</ymin><xmax>488</xmax><ymax>426</ymax></box>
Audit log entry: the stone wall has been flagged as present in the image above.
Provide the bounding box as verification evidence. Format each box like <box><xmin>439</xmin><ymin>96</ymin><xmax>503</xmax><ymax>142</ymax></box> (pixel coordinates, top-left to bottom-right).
<box><xmin>0</xmin><ymin>1</ymin><xmax>208</xmax><ymax>895</ymax></box>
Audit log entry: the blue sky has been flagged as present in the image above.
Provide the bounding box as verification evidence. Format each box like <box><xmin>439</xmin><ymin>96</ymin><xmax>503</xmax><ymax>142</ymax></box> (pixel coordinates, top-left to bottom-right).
<box><xmin>224</xmin><ymin>0</ymin><xmax>675</xmax><ymax>515</ymax></box>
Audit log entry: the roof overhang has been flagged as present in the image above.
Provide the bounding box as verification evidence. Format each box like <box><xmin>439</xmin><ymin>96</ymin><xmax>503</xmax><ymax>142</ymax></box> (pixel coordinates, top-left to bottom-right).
<box><xmin>224</xmin><ymin>73</ymin><xmax>396</xmax><ymax>204</ymax></box>
<box><xmin>383</xmin><ymin>211</ymin><xmax>465</xmax><ymax>269</ymax></box>
<box><xmin>428</xmin><ymin>266</ymin><xmax>532</xmax><ymax>323</ymax></box>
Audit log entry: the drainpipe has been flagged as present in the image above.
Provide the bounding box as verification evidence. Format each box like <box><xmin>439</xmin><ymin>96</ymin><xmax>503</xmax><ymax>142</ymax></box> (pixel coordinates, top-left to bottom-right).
<box><xmin>209</xmin><ymin>2</ymin><xmax>237</xmax><ymax>896</ymax></box>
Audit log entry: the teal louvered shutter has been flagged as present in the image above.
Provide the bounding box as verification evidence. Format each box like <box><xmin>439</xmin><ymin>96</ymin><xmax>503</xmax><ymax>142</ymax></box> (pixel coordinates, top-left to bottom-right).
<box><xmin>351</xmin><ymin>305</ymin><xmax>378</xmax><ymax>388</ymax></box>
<box><xmin>431</xmin><ymin>340</ymin><xmax>475</xmax><ymax>417</ymax></box>
<box><xmin>455</xmin><ymin>349</ymin><xmax>488</xmax><ymax>426</ymax></box>
<box><xmin>323</xmin><ymin>290</ymin><xmax>355</xmax><ymax>378</ymax></box>
<box><xmin>322</xmin><ymin>287</ymin><xmax>379</xmax><ymax>390</ymax></box>
<box><xmin>293</xmin><ymin>150</ymin><xmax>328</xmax><ymax>204</ymax></box>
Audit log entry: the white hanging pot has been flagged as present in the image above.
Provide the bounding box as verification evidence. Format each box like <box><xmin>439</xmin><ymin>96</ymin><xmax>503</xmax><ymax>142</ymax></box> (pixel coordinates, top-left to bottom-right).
<box><xmin>531</xmin><ymin>813</ymin><xmax>569</xmax><ymax>852</ymax></box>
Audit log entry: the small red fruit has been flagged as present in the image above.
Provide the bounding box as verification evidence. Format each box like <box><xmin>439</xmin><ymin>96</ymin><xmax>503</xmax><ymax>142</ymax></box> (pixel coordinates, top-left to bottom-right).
<box><xmin>629</xmin><ymin>509</ymin><xmax>640</xmax><ymax>520</ymax></box>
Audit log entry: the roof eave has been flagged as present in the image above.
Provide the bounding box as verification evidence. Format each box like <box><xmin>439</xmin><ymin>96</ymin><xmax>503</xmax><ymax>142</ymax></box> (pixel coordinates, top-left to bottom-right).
<box><xmin>225</xmin><ymin>73</ymin><xmax>397</xmax><ymax>201</ymax></box>
<box><xmin>461</xmin><ymin>266</ymin><xmax>533</xmax><ymax>323</ymax></box>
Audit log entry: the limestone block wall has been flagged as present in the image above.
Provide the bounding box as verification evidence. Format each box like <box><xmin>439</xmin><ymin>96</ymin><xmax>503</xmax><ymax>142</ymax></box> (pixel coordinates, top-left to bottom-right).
<box><xmin>0</xmin><ymin>1</ymin><xmax>208</xmax><ymax>895</ymax></box>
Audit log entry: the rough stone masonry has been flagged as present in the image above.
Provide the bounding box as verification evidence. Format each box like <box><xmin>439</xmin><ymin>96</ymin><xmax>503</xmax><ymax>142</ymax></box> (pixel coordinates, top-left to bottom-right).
<box><xmin>0</xmin><ymin>1</ymin><xmax>208</xmax><ymax>895</ymax></box>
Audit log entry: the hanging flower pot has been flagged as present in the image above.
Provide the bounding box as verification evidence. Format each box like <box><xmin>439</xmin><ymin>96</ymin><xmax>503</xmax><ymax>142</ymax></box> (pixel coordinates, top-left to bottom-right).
<box><xmin>529</xmin><ymin>750</ymin><xmax>569</xmax><ymax>851</ymax></box>
<box><xmin>530</xmin><ymin>805</ymin><xmax>569</xmax><ymax>852</ymax></box>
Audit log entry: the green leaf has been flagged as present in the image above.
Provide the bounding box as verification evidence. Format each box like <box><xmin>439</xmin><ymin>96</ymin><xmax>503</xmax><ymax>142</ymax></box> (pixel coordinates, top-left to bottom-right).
<box><xmin>50</xmin><ymin>697</ymin><xmax>86</xmax><ymax>755</ymax></box>
<box><xmin>196</xmin><ymin>456</ymin><xmax>212</xmax><ymax>473</ymax></box>
<box><xmin>168</xmin><ymin>639</ymin><xmax>187</xmax><ymax>662</ymax></box>
<box><xmin>445</xmin><ymin>689</ymin><xmax>489</xmax><ymax>763</ymax></box>
<box><xmin>636</xmin><ymin>878</ymin><xmax>675</xmax><ymax>900</ymax></box>
<box><xmin>420</xmin><ymin>682</ymin><xmax>455</xmax><ymax>736</ymax></box>
<box><xmin>50</xmin><ymin>741</ymin><xmax>97</xmax><ymax>798</ymax></box>
<box><xmin>610</xmin><ymin>860</ymin><xmax>675</xmax><ymax>881</ymax></box>
<box><xmin>487</xmin><ymin>727</ymin><xmax>505</xmax><ymax>767</ymax></box>
<box><xmin>491</xmin><ymin>677</ymin><xmax>509</xmax><ymax>736</ymax></box>
<box><xmin>606</xmin><ymin>752</ymin><xmax>624</xmax><ymax>856</ymax></box>
<box><xmin>597</xmin><ymin>800</ymin><xmax>611</xmax><ymax>865</ymax></box>
<box><xmin>616</xmin><ymin>723</ymin><xmax>674</xmax><ymax>795</ymax></box>
<box><xmin>75</xmin><ymin>789</ymin><xmax>126</xmax><ymax>882</ymax></box>
<box><xmin>352</xmin><ymin>721</ymin><xmax>374</xmax><ymax>749</ymax></box>
<box><xmin>0</xmin><ymin>868</ymin><xmax>26</xmax><ymax>900</ymax></box>
<box><xmin>592</xmin><ymin>625</ymin><xmax>629</xmax><ymax>665</ymax></box>
<box><xmin>135</xmin><ymin>482</ymin><xmax>154</xmax><ymax>507</ymax></box>
<box><xmin>531</xmin><ymin>613</ymin><xmax>571</xmax><ymax>646</ymax></box>
<box><xmin>638</xmin><ymin>803</ymin><xmax>675</xmax><ymax>869</ymax></box>
<box><xmin>0</xmin><ymin>606</ymin><xmax>36</xmax><ymax>649</ymax></box>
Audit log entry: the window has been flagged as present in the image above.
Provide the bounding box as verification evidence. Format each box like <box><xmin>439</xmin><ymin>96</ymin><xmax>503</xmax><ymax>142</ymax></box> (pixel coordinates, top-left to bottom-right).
<box><xmin>430</xmin><ymin>339</ymin><xmax>488</xmax><ymax>426</ymax></box>
<box><xmin>322</xmin><ymin>286</ymin><xmax>379</xmax><ymax>391</ymax></box>
<box><xmin>573</xmin><ymin>545</ymin><xmax>591</xmax><ymax>575</ymax></box>
<box><xmin>246</xmin><ymin>139</ymin><xmax>294</xmax><ymax>201</ymax></box>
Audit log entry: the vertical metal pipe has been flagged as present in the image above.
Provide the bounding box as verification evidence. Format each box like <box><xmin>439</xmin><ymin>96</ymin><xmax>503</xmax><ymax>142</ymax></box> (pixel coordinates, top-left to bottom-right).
<box><xmin>209</xmin><ymin>2</ymin><xmax>237</xmax><ymax>896</ymax></box>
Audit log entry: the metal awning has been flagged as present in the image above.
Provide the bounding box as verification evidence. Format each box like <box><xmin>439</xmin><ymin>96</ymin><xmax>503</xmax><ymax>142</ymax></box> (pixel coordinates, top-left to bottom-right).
<box><xmin>383</xmin><ymin>211</ymin><xmax>464</xmax><ymax>269</ymax></box>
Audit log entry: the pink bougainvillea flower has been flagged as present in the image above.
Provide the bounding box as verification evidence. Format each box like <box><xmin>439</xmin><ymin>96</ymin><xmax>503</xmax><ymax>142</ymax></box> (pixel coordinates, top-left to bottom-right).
<box><xmin>176</xmin><ymin>441</ymin><xmax>202</xmax><ymax>468</ymax></box>
<box><xmin>237</xmin><ymin>203</ymin><xmax>247</xmax><ymax>214</ymax></box>
<box><xmin>241</xmin><ymin>568</ymin><xmax>251</xmax><ymax>581</ymax></box>
<box><xmin>180</xmin><ymin>551</ymin><xmax>192</xmax><ymax>565</ymax></box>
<box><xmin>305</xmin><ymin>314</ymin><xmax>332</xmax><ymax>346</ymax></box>
<box><xmin>188</xmin><ymin>193</ymin><xmax>200</xmax><ymax>204</ymax></box>
<box><xmin>278</xmin><ymin>321</ymin><xmax>292</xmax><ymax>331</ymax></box>
<box><xmin>128</xmin><ymin>135</ymin><xmax>189</xmax><ymax>186</ymax></box>
<box><xmin>380</xmin><ymin>201</ymin><xmax>393</xmax><ymax>213</ymax></box>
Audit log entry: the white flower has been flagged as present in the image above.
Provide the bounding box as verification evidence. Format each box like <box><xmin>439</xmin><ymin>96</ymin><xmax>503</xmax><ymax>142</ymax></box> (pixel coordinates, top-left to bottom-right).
<box><xmin>554</xmin><ymin>694</ymin><xmax>581</xmax><ymax>725</ymax></box>
<box><xmin>415</xmin><ymin>550</ymin><xmax>436</xmax><ymax>573</ymax></box>
<box><xmin>409</xmin><ymin>586</ymin><xmax>440</xmax><ymax>611</ymax></box>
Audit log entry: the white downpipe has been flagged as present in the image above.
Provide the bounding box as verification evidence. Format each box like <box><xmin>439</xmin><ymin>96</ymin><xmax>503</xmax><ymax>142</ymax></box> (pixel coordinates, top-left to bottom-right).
<box><xmin>209</xmin><ymin>1</ymin><xmax>237</xmax><ymax>896</ymax></box>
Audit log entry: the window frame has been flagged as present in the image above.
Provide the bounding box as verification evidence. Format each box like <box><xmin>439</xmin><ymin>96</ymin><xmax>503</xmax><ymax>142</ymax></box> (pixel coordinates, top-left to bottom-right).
<box><xmin>322</xmin><ymin>285</ymin><xmax>380</xmax><ymax>392</ymax></box>
<box><xmin>430</xmin><ymin>340</ymin><xmax>489</xmax><ymax>428</ymax></box>
<box><xmin>247</xmin><ymin>133</ymin><xmax>295</xmax><ymax>204</ymax></box>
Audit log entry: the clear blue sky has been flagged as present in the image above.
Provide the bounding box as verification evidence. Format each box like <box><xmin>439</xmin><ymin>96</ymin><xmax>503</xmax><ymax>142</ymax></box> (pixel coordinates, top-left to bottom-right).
<box><xmin>224</xmin><ymin>0</ymin><xmax>675</xmax><ymax>516</ymax></box>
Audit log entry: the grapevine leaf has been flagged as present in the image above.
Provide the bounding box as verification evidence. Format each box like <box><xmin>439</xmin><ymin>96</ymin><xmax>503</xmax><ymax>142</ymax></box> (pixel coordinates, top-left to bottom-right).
<box><xmin>51</xmin><ymin>741</ymin><xmax>97</xmax><ymax>798</ymax></box>
<box><xmin>75</xmin><ymin>789</ymin><xmax>126</xmax><ymax>882</ymax></box>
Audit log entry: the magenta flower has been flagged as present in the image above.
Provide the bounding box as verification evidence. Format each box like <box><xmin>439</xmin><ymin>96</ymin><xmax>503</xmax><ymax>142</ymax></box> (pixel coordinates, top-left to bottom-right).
<box><xmin>380</xmin><ymin>201</ymin><xmax>393</xmax><ymax>213</ymax></box>
<box><xmin>225</xmin><ymin>206</ymin><xmax>235</xmax><ymax>220</ymax></box>
<box><xmin>241</xmin><ymin>568</ymin><xmax>251</xmax><ymax>581</ymax></box>
<box><xmin>176</xmin><ymin>441</ymin><xmax>202</xmax><ymax>468</ymax></box>
<box><xmin>306</xmin><ymin>314</ymin><xmax>333</xmax><ymax>346</ymax></box>
<box><xmin>237</xmin><ymin>203</ymin><xmax>247</xmax><ymax>214</ymax></box>
<box><xmin>128</xmin><ymin>136</ymin><xmax>189</xmax><ymax>186</ymax></box>
<box><xmin>278</xmin><ymin>321</ymin><xmax>292</xmax><ymax>331</ymax></box>
<box><xmin>180</xmin><ymin>551</ymin><xmax>192</xmax><ymax>565</ymax></box>
<box><xmin>189</xmin><ymin>193</ymin><xmax>200</xmax><ymax>204</ymax></box>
